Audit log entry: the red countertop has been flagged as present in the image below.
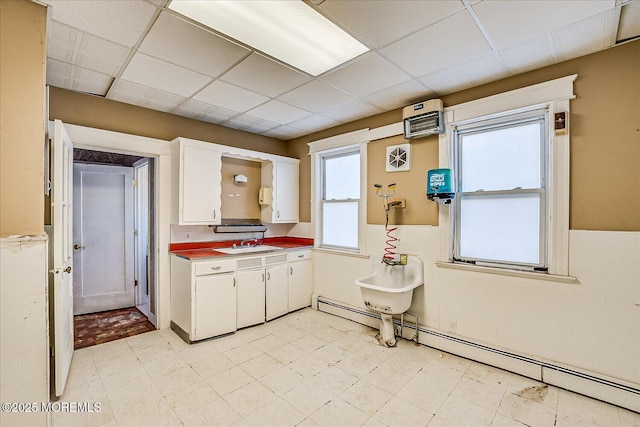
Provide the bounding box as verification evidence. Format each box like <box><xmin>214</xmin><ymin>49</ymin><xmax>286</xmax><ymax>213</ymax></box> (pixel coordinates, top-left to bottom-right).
<box><xmin>170</xmin><ymin>236</ymin><xmax>314</xmax><ymax>260</ymax></box>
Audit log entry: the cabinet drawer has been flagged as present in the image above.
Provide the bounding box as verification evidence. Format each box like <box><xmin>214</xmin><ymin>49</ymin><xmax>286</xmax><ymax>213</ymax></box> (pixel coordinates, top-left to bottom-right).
<box><xmin>287</xmin><ymin>250</ymin><xmax>311</xmax><ymax>262</ymax></box>
<box><xmin>194</xmin><ymin>259</ymin><xmax>236</xmax><ymax>276</ymax></box>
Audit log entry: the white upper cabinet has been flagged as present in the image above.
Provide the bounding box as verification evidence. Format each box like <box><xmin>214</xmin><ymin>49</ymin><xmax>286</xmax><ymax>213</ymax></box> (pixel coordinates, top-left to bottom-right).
<box><xmin>172</xmin><ymin>137</ymin><xmax>299</xmax><ymax>225</ymax></box>
<box><xmin>261</xmin><ymin>160</ymin><xmax>299</xmax><ymax>224</ymax></box>
<box><xmin>172</xmin><ymin>138</ymin><xmax>222</xmax><ymax>225</ymax></box>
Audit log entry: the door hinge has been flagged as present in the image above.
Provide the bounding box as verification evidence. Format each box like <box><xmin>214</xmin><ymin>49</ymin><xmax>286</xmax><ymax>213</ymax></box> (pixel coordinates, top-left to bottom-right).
<box><xmin>134</xmin><ymin>280</ymin><xmax>138</xmax><ymax>287</ymax></box>
<box><xmin>133</xmin><ymin>180</ymin><xmax>138</xmax><ymax>187</ymax></box>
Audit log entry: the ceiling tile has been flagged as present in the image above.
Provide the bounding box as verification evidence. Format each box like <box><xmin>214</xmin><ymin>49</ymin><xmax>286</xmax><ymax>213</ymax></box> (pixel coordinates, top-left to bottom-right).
<box><xmin>241</xmin><ymin>117</ymin><xmax>281</xmax><ymax>134</ymax></box>
<box><xmin>224</xmin><ymin>114</ymin><xmax>280</xmax><ymax>133</ymax></box>
<box><xmin>499</xmin><ymin>35</ymin><xmax>556</xmax><ymax>75</ymax></box>
<box><xmin>193</xmin><ymin>81</ymin><xmax>269</xmax><ymax>113</ymax></box>
<box><xmin>172</xmin><ymin>99</ymin><xmax>218</xmax><ymax>120</ymax></box>
<box><xmin>452</xmin><ymin>52</ymin><xmax>512</xmax><ymax>88</ymax></box>
<box><xmin>47</xmin><ymin>59</ymin><xmax>113</xmax><ymax>96</ymax></box>
<box><xmin>263</xmin><ymin>125</ymin><xmax>308</xmax><ymax>140</ymax></box>
<box><xmin>322</xmin><ymin>100</ymin><xmax>383</xmax><ymax>123</ymax></box>
<box><xmin>278</xmin><ymin>81</ymin><xmax>355</xmax><ymax>113</ymax></box>
<box><xmin>138</xmin><ymin>12</ymin><xmax>250</xmax><ymax>78</ymax></box>
<box><xmin>472</xmin><ymin>0</ymin><xmax>615</xmax><ymax>50</ymax></box>
<box><xmin>618</xmin><ymin>1</ymin><xmax>640</xmax><ymax>42</ymax></box>
<box><xmin>380</xmin><ymin>10</ymin><xmax>491</xmax><ymax>77</ymax></box>
<box><xmin>200</xmin><ymin>107</ymin><xmax>241</xmax><ymax>125</ymax></box>
<box><xmin>316</xmin><ymin>0</ymin><xmax>464</xmax><ymax>48</ymax></box>
<box><xmin>44</xmin><ymin>0</ymin><xmax>157</xmax><ymax>48</ymax></box>
<box><xmin>220</xmin><ymin>53</ymin><xmax>312</xmax><ymax>98</ymax></box>
<box><xmin>550</xmin><ymin>10</ymin><xmax>615</xmax><ymax>61</ymax></box>
<box><xmin>418</xmin><ymin>67</ymin><xmax>472</xmax><ymax>96</ymax></box>
<box><xmin>321</xmin><ymin>52</ymin><xmax>411</xmax><ymax>97</ymax></box>
<box><xmin>48</xmin><ymin>21</ymin><xmax>130</xmax><ymax>76</ymax></box>
<box><xmin>247</xmin><ymin>100</ymin><xmax>311</xmax><ymax>124</ymax></box>
<box><xmin>121</xmin><ymin>53</ymin><xmax>211</xmax><ymax>97</ymax></box>
<box><xmin>287</xmin><ymin>114</ymin><xmax>342</xmax><ymax>133</ymax></box>
<box><xmin>363</xmin><ymin>79</ymin><xmax>436</xmax><ymax>111</ymax></box>
<box><xmin>108</xmin><ymin>79</ymin><xmax>185</xmax><ymax>112</ymax></box>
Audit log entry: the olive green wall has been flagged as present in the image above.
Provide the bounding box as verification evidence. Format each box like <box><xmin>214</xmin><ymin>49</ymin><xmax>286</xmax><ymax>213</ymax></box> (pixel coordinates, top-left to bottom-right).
<box><xmin>288</xmin><ymin>40</ymin><xmax>640</xmax><ymax>232</ymax></box>
<box><xmin>48</xmin><ymin>87</ymin><xmax>289</xmax><ymax>157</ymax></box>
<box><xmin>0</xmin><ymin>0</ymin><xmax>47</xmax><ymax>237</ymax></box>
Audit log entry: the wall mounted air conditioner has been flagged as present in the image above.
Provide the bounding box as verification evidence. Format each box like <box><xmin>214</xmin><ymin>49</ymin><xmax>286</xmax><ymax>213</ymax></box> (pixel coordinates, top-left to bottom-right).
<box><xmin>403</xmin><ymin>99</ymin><xmax>444</xmax><ymax>139</ymax></box>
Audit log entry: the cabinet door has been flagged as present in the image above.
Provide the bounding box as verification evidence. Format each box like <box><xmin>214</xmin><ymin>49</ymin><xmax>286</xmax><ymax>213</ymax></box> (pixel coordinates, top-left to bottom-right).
<box><xmin>182</xmin><ymin>145</ymin><xmax>221</xmax><ymax>224</ymax></box>
<box><xmin>274</xmin><ymin>161</ymin><xmax>298</xmax><ymax>222</ymax></box>
<box><xmin>236</xmin><ymin>269</ymin><xmax>265</xmax><ymax>329</ymax></box>
<box><xmin>288</xmin><ymin>259</ymin><xmax>312</xmax><ymax>312</ymax></box>
<box><xmin>265</xmin><ymin>264</ymin><xmax>288</xmax><ymax>321</ymax></box>
<box><xmin>193</xmin><ymin>273</ymin><xmax>236</xmax><ymax>341</ymax></box>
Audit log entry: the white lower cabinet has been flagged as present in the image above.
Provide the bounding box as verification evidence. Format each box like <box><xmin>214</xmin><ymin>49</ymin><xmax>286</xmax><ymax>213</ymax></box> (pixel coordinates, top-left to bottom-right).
<box><xmin>265</xmin><ymin>264</ymin><xmax>288</xmax><ymax>321</ymax></box>
<box><xmin>170</xmin><ymin>255</ymin><xmax>237</xmax><ymax>343</ymax></box>
<box><xmin>193</xmin><ymin>273</ymin><xmax>237</xmax><ymax>341</ymax></box>
<box><xmin>171</xmin><ymin>249</ymin><xmax>312</xmax><ymax>343</ymax></box>
<box><xmin>288</xmin><ymin>257</ymin><xmax>312</xmax><ymax>312</ymax></box>
<box><xmin>236</xmin><ymin>268</ymin><xmax>265</xmax><ymax>329</ymax></box>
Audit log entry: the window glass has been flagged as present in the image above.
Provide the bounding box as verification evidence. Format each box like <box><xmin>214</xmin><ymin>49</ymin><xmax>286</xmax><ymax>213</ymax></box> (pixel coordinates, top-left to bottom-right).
<box><xmin>324</xmin><ymin>153</ymin><xmax>360</xmax><ymax>200</ymax></box>
<box><xmin>460</xmin><ymin>123</ymin><xmax>541</xmax><ymax>192</ymax></box>
<box><xmin>459</xmin><ymin>194</ymin><xmax>541</xmax><ymax>265</ymax></box>
<box><xmin>322</xmin><ymin>202</ymin><xmax>359</xmax><ymax>248</ymax></box>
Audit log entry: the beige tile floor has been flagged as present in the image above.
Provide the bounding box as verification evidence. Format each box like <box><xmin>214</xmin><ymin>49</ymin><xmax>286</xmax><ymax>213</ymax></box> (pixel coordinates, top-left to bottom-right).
<box><xmin>53</xmin><ymin>308</ymin><xmax>640</xmax><ymax>427</ymax></box>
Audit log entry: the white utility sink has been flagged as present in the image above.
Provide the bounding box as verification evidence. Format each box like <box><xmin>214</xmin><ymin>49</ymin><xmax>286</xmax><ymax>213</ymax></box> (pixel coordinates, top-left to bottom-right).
<box><xmin>215</xmin><ymin>245</ymin><xmax>280</xmax><ymax>254</ymax></box>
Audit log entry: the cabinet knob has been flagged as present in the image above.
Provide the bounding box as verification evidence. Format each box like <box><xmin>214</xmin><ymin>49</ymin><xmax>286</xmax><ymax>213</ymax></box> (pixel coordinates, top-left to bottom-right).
<box><xmin>64</xmin><ymin>266</ymin><xmax>72</xmax><ymax>274</ymax></box>
<box><xmin>211</xmin><ymin>266</ymin><xmax>222</xmax><ymax>271</ymax></box>
<box><xmin>290</xmin><ymin>266</ymin><xmax>293</xmax><ymax>275</ymax></box>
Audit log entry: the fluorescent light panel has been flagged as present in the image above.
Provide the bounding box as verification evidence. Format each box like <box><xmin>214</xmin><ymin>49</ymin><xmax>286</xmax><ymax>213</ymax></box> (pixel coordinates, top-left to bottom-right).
<box><xmin>168</xmin><ymin>0</ymin><xmax>369</xmax><ymax>76</ymax></box>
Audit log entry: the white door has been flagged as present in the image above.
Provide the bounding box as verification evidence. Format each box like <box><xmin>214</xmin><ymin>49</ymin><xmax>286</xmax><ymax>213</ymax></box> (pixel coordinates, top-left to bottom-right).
<box><xmin>236</xmin><ymin>269</ymin><xmax>265</xmax><ymax>328</ymax></box>
<box><xmin>288</xmin><ymin>259</ymin><xmax>313</xmax><ymax>312</ymax></box>
<box><xmin>133</xmin><ymin>159</ymin><xmax>150</xmax><ymax>319</ymax></box>
<box><xmin>51</xmin><ymin>119</ymin><xmax>74</xmax><ymax>397</ymax></box>
<box><xmin>275</xmin><ymin>161</ymin><xmax>298</xmax><ymax>222</ymax></box>
<box><xmin>265</xmin><ymin>264</ymin><xmax>288</xmax><ymax>321</ymax></box>
<box><xmin>194</xmin><ymin>273</ymin><xmax>237</xmax><ymax>340</ymax></box>
<box><xmin>182</xmin><ymin>145</ymin><xmax>221</xmax><ymax>224</ymax></box>
<box><xmin>73</xmin><ymin>163</ymin><xmax>135</xmax><ymax>315</ymax></box>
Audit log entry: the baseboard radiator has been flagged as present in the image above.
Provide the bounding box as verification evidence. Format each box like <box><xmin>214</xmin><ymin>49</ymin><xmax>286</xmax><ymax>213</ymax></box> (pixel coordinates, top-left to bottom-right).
<box><xmin>316</xmin><ymin>295</ymin><xmax>640</xmax><ymax>412</ymax></box>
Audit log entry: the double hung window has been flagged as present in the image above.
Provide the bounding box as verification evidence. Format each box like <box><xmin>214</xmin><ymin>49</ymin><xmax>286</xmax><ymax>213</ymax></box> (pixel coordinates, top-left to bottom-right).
<box><xmin>320</xmin><ymin>148</ymin><xmax>361</xmax><ymax>250</ymax></box>
<box><xmin>453</xmin><ymin>110</ymin><xmax>548</xmax><ymax>270</ymax></box>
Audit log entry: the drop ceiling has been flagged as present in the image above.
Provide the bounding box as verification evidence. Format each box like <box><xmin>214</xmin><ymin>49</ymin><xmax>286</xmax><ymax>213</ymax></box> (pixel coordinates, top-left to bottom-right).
<box><xmin>44</xmin><ymin>0</ymin><xmax>640</xmax><ymax>141</ymax></box>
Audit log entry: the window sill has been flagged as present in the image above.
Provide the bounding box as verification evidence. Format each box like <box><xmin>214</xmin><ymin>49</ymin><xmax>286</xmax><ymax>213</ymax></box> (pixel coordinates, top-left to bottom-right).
<box><xmin>435</xmin><ymin>261</ymin><xmax>579</xmax><ymax>284</ymax></box>
<box><xmin>312</xmin><ymin>247</ymin><xmax>370</xmax><ymax>259</ymax></box>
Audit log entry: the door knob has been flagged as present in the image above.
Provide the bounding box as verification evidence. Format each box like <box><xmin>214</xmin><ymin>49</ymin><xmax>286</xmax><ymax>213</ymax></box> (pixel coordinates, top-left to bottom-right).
<box><xmin>74</xmin><ymin>244</ymin><xmax>84</xmax><ymax>250</ymax></box>
<box><xmin>64</xmin><ymin>266</ymin><xmax>72</xmax><ymax>273</ymax></box>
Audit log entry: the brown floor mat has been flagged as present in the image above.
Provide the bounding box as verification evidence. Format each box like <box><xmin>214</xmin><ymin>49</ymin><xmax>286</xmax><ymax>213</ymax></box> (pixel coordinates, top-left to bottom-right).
<box><xmin>74</xmin><ymin>307</ymin><xmax>155</xmax><ymax>349</ymax></box>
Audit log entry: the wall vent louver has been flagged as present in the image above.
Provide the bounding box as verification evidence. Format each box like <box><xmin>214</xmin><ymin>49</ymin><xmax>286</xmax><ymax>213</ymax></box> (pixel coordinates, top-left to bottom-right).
<box><xmin>403</xmin><ymin>99</ymin><xmax>444</xmax><ymax>139</ymax></box>
<box><xmin>386</xmin><ymin>143</ymin><xmax>411</xmax><ymax>172</ymax></box>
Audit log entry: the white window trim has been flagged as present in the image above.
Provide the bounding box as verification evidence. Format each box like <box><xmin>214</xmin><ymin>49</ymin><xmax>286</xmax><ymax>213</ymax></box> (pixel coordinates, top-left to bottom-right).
<box><xmin>309</xmin><ymin>129</ymin><xmax>369</xmax><ymax>254</ymax></box>
<box><xmin>438</xmin><ymin>75</ymin><xmax>576</xmax><ymax>278</ymax></box>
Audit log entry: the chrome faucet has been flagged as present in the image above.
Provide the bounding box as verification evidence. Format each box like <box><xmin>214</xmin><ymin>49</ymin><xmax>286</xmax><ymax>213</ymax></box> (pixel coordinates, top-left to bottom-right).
<box><xmin>240</xmin><ymin>238</ymin><xmax>259</xmax><ymax>247</ymax></box>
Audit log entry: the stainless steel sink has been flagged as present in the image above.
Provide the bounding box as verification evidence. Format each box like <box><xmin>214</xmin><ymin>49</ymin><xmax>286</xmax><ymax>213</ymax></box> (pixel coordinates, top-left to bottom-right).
<box><xmin>214</xmin><ymin>245</ymin><xmax>280</xmax><ymax>254</ymax></box>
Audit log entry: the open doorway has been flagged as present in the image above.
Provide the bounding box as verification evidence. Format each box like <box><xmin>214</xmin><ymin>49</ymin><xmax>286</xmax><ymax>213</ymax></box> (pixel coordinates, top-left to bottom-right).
<box><xmin>72</xmin><ymin>148</ymin><xmax>157</xmax><ymax>348</ymax></box>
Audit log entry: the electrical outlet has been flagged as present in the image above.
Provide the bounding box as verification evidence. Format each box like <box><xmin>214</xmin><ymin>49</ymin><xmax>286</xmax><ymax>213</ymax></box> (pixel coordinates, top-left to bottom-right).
<box><xmin>185</xmin><ymin>232</ymin><xmax>191</xmax><ymax>241</ymax></box>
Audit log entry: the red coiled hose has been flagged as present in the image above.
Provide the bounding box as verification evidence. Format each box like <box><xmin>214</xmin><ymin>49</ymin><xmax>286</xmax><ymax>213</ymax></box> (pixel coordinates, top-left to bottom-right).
<box><xmin>383</xmin><ymin>214</ymin><xmax>397</xmax><ymax>264</ymax></box>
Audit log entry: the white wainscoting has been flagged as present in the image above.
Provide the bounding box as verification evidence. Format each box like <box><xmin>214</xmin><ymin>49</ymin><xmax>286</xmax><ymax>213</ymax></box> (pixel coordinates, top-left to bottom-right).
<box><xmin>0</xmin><ymin>236</ymin><xmax>49</xmax><ymax>427</ymax></box>
<box><xmin>312</xmin><ymin>226</ymin><xmax>640</xmax><ymax>411</ymax></box>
